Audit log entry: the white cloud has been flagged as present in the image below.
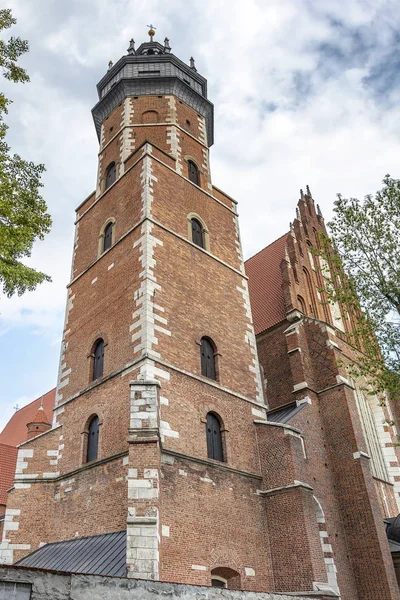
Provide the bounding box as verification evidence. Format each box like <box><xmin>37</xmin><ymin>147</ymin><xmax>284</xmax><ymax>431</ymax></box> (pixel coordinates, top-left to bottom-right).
<box><xmin>2</xmin><ymin>0</ymin><xmax>400</xmax><ymax>413</ymax></box>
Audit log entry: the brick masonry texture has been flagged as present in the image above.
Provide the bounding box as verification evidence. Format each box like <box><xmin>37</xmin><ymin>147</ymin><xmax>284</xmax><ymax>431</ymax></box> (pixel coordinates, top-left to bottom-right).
<box><xmin>1</xmin><ymin>77</ymin><xmax>400</xmax><ymax>600</ymax></box>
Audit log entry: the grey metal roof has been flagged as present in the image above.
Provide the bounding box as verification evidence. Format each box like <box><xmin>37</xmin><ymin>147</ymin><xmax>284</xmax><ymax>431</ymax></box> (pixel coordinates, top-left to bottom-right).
<box><xmin>92</xmin><ymin>43</ymin><xmax>214</xmax><ymax>146</ymax></box>
<box><xmin>15</xmin><ymin>531</ymin><xmax>126</xmax><ymax>577</ymax></box>
<box><xmin>389</xmin><ymin>538</ymin><xmax>400</xmax><ymax>554</ymax></box>
<box><xmin>267</xmin><ymin>402</ymin><xmax>306</xmax><ymax>424</ymax></box>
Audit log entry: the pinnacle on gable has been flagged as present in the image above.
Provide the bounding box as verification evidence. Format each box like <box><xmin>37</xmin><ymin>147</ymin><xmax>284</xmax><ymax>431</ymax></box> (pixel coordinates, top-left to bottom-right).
<box><xmin>306</xmin><ymin>184</ymin><xmax>312</xmax><ymax>197</ymax></box>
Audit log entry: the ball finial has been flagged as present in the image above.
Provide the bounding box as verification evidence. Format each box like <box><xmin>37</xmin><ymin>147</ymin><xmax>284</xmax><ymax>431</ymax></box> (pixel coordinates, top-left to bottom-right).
<box><xmin>147</xmin><ymin>24</ymin><xmax>156</xmax><ymax>41</ymax></box>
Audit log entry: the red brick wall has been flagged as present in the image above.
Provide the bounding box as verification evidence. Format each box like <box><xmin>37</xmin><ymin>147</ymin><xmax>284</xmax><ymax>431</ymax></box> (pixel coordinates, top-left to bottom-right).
<box><xmin>160</xmin><ymin>456</ymin><xmax>272</xmax><ymax>591</ymax></box>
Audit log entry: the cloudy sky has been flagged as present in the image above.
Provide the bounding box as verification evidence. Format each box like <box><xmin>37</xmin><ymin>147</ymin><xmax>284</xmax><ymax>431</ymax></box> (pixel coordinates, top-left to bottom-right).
<box><xmin>1</xmin><ymin>0</ymin><xmax>400</xmax><ymax>431</ymax></box>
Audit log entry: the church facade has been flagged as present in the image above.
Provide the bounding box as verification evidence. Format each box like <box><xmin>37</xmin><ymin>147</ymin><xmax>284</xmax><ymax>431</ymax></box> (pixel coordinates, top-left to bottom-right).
<box><xmin>1</xmin><ymin>33</ymin><xmax>400</xmax><ymax>600</ymax></box>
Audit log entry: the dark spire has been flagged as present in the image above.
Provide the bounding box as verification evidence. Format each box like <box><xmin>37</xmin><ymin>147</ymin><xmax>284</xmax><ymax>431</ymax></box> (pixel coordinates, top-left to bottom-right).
<box><xmin>108</xmin><ymin>60</ymin><xmax>113</xmax><ymax>70</ymax></box>
<box><xmin>300</xmin><ymin>189</ymin><xmax>304</xmax><ymax>200</ymax></box>
<box><xmin>164</xmin><ymin>37</ymin><xmax>171</xmax><ymax>53</ymax></box>
<box><xmin>306</xmin><ymin>184</ymin><xmax>312</xmax><ymax>197</ymax></box>
<box><xmin>317</xmin><ymin>204</ymin><xmax>323</xmax><ymax>218</ymax></box>
<box><xmin>127</xmin><ymin>38</ymin><xmax>136</xmax><ymax>55</ymax></box>
<box><xmin>190</xmin><ymin>56</ymin><xmax>197</xmax><ymax>71</ymax></box>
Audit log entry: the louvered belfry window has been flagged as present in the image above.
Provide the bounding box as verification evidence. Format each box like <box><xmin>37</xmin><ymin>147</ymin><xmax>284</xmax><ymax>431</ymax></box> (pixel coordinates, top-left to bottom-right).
<box><xmin>103</xmin><ymin>222</ymin><xmax>113</xmax><ymax>252</ymax></box>
<box><xmin>206</xmin><ymin>412</ymin><xmax>224</xmax><ymax>462</ymax></box>
<box><xmin>188</xmin><ymin>160</ymin><xmax>199</xmax><ymax>186</ymax></box>
<box><xmin>93</xmin><ymin>339</ymin><xmax>104</xmax><ymax>380</ymax></box>
<box><xmin>87</xmin><ymin>415</ymin><xmax>99</xmax><ymax>462</ymax></box>
<box><xmin>191</xmin><ymin>218</ymin><xmax>204</xmax><ymax>248</ymax></box>
<box><xmin>200</xmin><ymin>337</ymin><xmax>216</xmax><ymax>380</ymax></box>
<box><xmin>105</xmin><ymin>162</ymin><xmax>116</xmax><ymax>189</ymax></box>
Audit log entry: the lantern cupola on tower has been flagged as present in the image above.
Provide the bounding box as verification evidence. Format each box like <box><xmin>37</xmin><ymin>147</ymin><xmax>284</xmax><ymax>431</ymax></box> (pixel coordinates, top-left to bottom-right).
<box><xmin>92</xmin><ymin>29</ymin><xmax>214</xmax><ymax>145</ymax></box>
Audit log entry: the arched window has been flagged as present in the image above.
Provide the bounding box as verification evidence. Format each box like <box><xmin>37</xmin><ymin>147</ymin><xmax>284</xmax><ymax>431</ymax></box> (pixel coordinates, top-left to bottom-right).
<box><xmin>191</xmin><ymin>218</ymin><xmax>204</xmax><ymax>248</ymax></box>
<box><xmin>200</xmin><ymin>337</ymin><xmax>216</xmax><ymax>380</ymax></box>
<box><xmin>303</xmin><ymin>267</ymin><xmax>318</xmax><ymax>318</ymax></box>
<box><xmin>93</xmin><ymin>339</ymin><xmax>104</xmax><ymax>380</ymax></box>
<box><xmin>103</xmin><ymin>222</ymin><xmax>113</xmax><ymax>252</ymax></box>
<box><xmin>87</xmin><ymin>415</ymin><xmax>99</xmax><ymax>462</ymax></box>
<box><xmin>297</xmin><ymin>295</ymin><xmax>306</xmax><ymax>314</ymax></box>
<box><xmin>210</xmin><ymin>567</ymin><xmax>240</xmax><ymax>590</ymax></box>
<box><xmin>188</xmin><ymin>160</ymin><xmax>199</xmax><ymax>186</ymax></box>
<box><xmin>105</xmin><ymin>162</ymin><xmax>116</xmax><ymax>189</ymax></box>
<box><xmin>206</xmin><ymin>412</ymin><xmax>224</xmax><ymax>462</ymax></box>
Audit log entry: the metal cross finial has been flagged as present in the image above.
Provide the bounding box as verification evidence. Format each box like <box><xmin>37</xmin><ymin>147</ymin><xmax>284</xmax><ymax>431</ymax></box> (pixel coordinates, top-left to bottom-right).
<box><xmin>147</xmin><ymin>24</ymin><xmax>156</xmax><ymax>41</ymax></box>
<box><xmin>13</xmin><ymin>403</ymin><xmax>19</xmax><ymax>412</ymax></box>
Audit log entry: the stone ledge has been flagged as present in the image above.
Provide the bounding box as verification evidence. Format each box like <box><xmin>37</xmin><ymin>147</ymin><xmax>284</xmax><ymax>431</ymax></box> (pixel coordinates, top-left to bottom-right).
<box><xmin>257</xmin><ymin>481</ymin><xmax>314</xmax><ymax>497</ymax></box>
<box><xmin>161</xmin><ymin>448</ymin><xmax>262</xmax><ymax>480</ymax></box>
<box><xmin>10</xmin><ymin>451</ymin><xmax>128</xmax><ymax>485</ymax></box>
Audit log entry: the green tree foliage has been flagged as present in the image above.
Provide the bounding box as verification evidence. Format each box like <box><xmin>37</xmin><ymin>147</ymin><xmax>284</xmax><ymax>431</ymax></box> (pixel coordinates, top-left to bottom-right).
<box><xmin>318</xmin><ymin>175</ymin><xmax>400</xmax><ymax>398</ymax></box>
<box><xmin>0</xmin><ymin>8</ymin><xmax>51</xmax><ymax>297</ymax></box>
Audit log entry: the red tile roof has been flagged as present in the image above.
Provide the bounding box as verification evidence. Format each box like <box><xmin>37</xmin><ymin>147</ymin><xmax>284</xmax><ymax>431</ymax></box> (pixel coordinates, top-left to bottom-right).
<box><xmin>245</xmin><ymin>233</ymin><xmax>289</xmax><ymax>335</ymax></box>
<box><xmin>28</xmin><ymin>404</ymin><xmax>52</xmax><ymax>425</ymax></box>
<box><xmin>0</xmin><ymin>388</ymin><xmax>55</xmax><ymax>447</ymax></box>
<box><xmin>0</xmin><ymin>443</ymin><xmax>18</xmax><ymax>507</ymax></box>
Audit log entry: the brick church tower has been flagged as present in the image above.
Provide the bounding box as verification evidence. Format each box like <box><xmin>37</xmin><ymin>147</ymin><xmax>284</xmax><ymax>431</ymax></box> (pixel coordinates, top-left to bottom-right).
<box><xmin>2</xmin><ymin>30</ymin><xmax>400</xmax><ymax>600</ymax></box>
<box><xmin>0</xmin><ymin>31</ymin><xmax>269</xmax><ymax>589</ymax></box>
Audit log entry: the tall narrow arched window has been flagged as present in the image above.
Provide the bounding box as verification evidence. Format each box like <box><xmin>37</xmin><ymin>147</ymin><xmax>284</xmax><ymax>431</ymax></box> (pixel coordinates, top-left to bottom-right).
<box><xmin>188</xmin><ymin>160</ymin><xmax>199</xmax><ymax>186</ymax></box>
<box><xmin>191</xmin><ymin>218</ymin><xmax>204</xmax><ymax>248</ymax></box>
<box><xmin>200</xmin><ymin>337</ymin><xmax>216</xmax><ymax>380</ymax></box>
<box><xmin>93</xmin><ymin>339</ymin><xmax>104</xmax><ymax>380</ymax></box>
<box><xmin>303</xmin><ymin>267</ymin><xmax>318</xmax><ymax>318</ymax></box>
<box><xmin>297</xmin><ymin>295</ymin><xmax>306</xmax><ymax>314</ymax></box>
<box><xmin>87</xmin><ymin>415</ymin><xmax>99</xmax><ymax>462</ymax></box>
<box><xmin>105</xmin><ymin>162</ymin><xmax>116</xmax><ymax>189</ymax></box>
<box><xmin>103</xmin><ymin>222</ymin><xmax>113</xmax><ymax>252</ymax></box>
<box><xmin>206</xmin><ymin>412</ymin><xmax>224</xmax><ymax>462</ymax></box>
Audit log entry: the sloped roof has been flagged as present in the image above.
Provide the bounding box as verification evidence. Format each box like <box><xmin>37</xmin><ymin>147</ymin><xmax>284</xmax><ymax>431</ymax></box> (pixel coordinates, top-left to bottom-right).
<box><xmin>267</xmin><ymin>402</ymin><xmax>306</xmax><ymax>424</ymax></box>
<box><xmin>0</xmin><ymin>443</ymin><xmax>18</xmax><ymax>507</ymax></box>
<box><xmin>0</xmin><ymin>388</ymin><xmax>55</xmax><ymax>447</ymax></box>
<box><xmin>28</xmin><ymin>404</ymin><xmax>51</xmax><ymax>426</ymax></box>
<box><xmin>16</xmin><ymin>531</ymin><xmax>127</xmax><ymax>577</ymax></box>
<box><xmin>245</xmin><ymin>233</ymin><xmax>289</xmax><ymax>335</ymax></box>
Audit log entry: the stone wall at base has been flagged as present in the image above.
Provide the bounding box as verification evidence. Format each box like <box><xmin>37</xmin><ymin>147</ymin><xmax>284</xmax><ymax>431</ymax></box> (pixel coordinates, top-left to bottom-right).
<box><xmin>0</xmin><ymin>566</ymin><xmax>338</xmax><ymax>600</ymax></box>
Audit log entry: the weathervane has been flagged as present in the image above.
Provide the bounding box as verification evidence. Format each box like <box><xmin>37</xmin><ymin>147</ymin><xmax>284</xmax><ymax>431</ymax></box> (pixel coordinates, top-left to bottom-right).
<box><xmin>147</xmin><ymin>24</ymin><xmax>156</xmax><ymax>42</ymax></box>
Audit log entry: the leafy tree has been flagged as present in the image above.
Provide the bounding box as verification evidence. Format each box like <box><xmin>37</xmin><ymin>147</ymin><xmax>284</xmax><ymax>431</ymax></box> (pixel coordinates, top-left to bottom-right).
<box><xmin>318</xmin><ymin>175</ymin><xmax>400</xmax><ymax>399</ymax></box>
<box><xmin>0</xmin><ymin>8</ymin><xmax>51</xmax><ymax>297</ymax></box>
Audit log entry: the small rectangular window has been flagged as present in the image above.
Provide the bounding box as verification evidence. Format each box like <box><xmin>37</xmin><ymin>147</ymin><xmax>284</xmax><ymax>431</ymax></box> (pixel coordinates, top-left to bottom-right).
<box><xmin>0</xmin><ymin>581</ymin><xmax>32</xmax><ymax>599</ymax></box>
<box><xmin>138</xmin><ymin>70</ymin><xmax>161</xmax><ymax>75</ymax></box>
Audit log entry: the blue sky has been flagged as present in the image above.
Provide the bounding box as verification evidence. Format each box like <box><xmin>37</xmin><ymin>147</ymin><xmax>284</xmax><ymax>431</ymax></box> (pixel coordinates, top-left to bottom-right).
<box><xmin>1</xmin><ymin>0</ymin><xmax>400</xmax><ymax>431</ymax></box>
